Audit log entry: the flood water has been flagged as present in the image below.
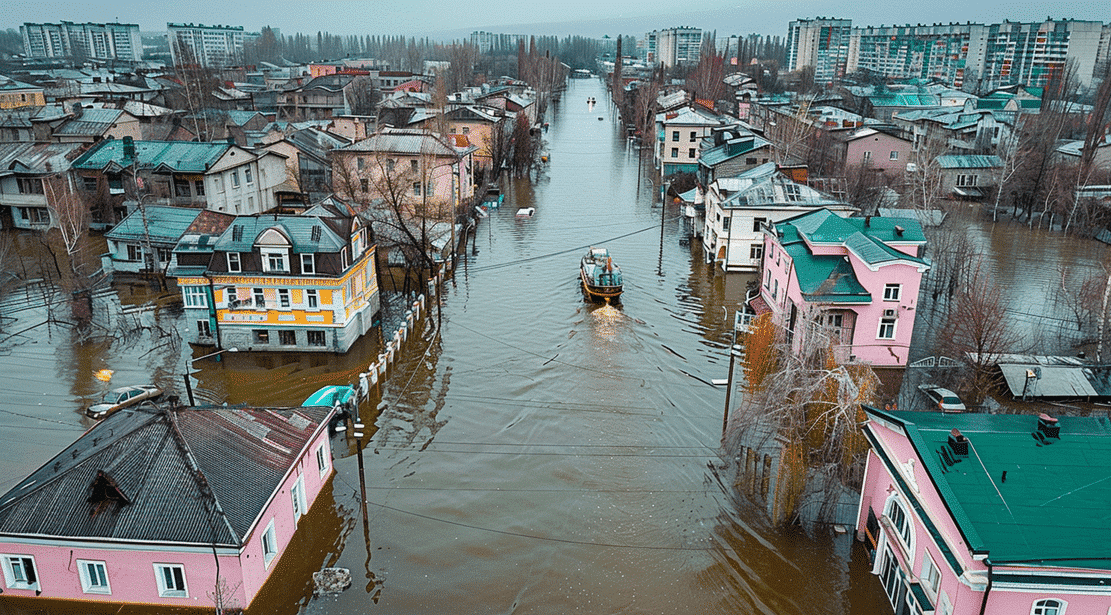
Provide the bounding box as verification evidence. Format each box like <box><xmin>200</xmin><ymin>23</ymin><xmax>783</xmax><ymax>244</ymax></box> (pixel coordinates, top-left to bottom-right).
<box><xmin>0</xmin><ymin>79</ymin><xmax>902</xmax><ymax>614</ymax></box>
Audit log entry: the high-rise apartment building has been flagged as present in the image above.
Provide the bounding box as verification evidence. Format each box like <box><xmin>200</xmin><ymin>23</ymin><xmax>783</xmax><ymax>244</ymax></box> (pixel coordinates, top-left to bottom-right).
<box><xmin>786</xmin><ymin>18</ymin><xmax>853</xmax><ymax>82</ymax></box>
<box><xmin>647</xmin><ymin>27</ymin><xmax>703</xmax><ymax>68</ymax></box>
<box><xmin>21</xmin><ymin>22</ymin><xmax>142</xmax><ymax>62</ymax></box>
<box><xmin>792</xmin><ymin>17</ymin><xmax>1110</xmax><ymax>90</ymax></box>
<box><xmin>167</xmin><ymin>23</ymin><xmax>250</xmax><ymax>67</ymax></box>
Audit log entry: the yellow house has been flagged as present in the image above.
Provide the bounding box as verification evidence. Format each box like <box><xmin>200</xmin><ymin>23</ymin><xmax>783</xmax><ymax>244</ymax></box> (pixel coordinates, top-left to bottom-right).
<box><xmin>172</xmin><ymin>202</ymin><xmax>379</xmax><ymax>353</ymax></box>
<box><xmin>0</xmin><ymin>76</ymin><xmax>45</xmax><ymax>110</ymax></box>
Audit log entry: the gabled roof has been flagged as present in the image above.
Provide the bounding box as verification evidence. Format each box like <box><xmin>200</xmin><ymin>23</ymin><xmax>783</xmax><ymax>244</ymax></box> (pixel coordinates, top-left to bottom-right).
<box><xmin>715</xmin><ymin>163</ymin><xmax>848</xmax><ymax>210</ymax></box>
<box><xmin>865</xmin><ymin>408</ymin><xmax>1111</xmax><ymax>569</ymax></box>
<box><xmin>776</xmin><ymin>208</ymin><xmax>928</xmax><ymax>271</ymax></box>
<box><xmin>699</xmin><ymin>134</ymin><xmax>773</xmax><ymax>168</ymax></box>
<box><xmin>172</xmin><ymin>210</ymin><xmax>236</xmax><ymax>255</ymax></box>
<box><xmin>106</xmin><ymin>205</ymin><xmax>203</xmax><ymax>244</ymax></box>
<box><xmin>657</xmin><ymin>104</ymin><xmax>728</xmax><ymax>127</ymax></box>
<box><xmin>214</xmin><ymin>213</ymin><xmax>349</xmax><ymax>255</ymax></box>
<box><xmin>0</xmin><ymin>142</ymin><xmax>83</xmax><ymax>176</ymax></box>
<box><xmin>53</xmin><ymin>108</ymin><xmax>129</xmax><ymax>137</ymax></box>
<box><xmin>72</xmin><ymin>139</ymin><xmax>233</xmax><ymax>173</ymax></box>
<box><xmin>0</xmin><ymin>405</ymin><xmax>332</xmax><ymax>548</ymax></box>
<box><xmin>936</xmin><ymin>154</ymin><xmax>1002</xmax><ymax>169</ymax></box>
<box><xmin>337</xmin><ymin>128</ymin><xmax>463</xmax><ymax>158</ymax></box>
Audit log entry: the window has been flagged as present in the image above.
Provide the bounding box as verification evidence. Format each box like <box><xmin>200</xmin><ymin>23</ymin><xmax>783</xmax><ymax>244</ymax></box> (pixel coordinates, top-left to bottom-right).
<box><xmin>410</xmin><ymin>160</ymin><xmax>419</xmax><ymax>173</ymax></box>
<box><xmin>231</xmin><ymin>170</ymin><xmax>240</xmax><ymax>187</ymax></box>
<box><xmin>764</xmin><ymin>269</ymin><xmax>771</xmax><ymax>288</ymax></box>
<box><xmin>247</xmin><ymin>196</ymin><xmax>254</xmax><ymax>211</ymax></box>
<box><xmin>301</xmin><ymin>254</ymin><xmax>315</xmax><ymax>275</ymax></box>
<box><xmin>753</xmin><ymin>217</ymin><xmax>767</xmax><ymax>233</ymax></box>
<box><xmin>878</xmin><ymin>317</ymin><xmax>897</xmax><ymax>340</ymax></box>
<box><xmin>357</xmin><ymin>157</ymin><xmax>365</xmax><ymax>170</ymax></box>
<box><xmin>883</xmin><ymin>284</ymin><xmax>901</xmax><ymax>302</ymax></box>
<box><xmin>750</xmin><ymin>244</ymin><xmax>763</xmax><ymax>260</ymax></box>
<box><xmin>183</xmin><ymin>286</ymin><xmax>207</xmax><ymax>308</ymax></box>
<box><xmin>306</xmin><ymin>289</ymin><xmax>319</xmax><ymax>308</ymax></box>
<box><xmin>78</xmin><ymin>559</ymin><xmax>110</xmax><ymax>594</ymax></box>
<box><xmin>154</xmin><ymin>563</ymin><xmax>187</xmax><ymax>598</ymax></box>
<box><xmin>253</xmin><ymin>329</ymin><xmax>270</xmax><ymax>344</ymax></box>
<box><xmin>307</xmin><ymin>330</ymin><xmax>326</xmax><ymax>346</ymax></box>
<box><xmin>386</xmin><ymin>159</ymin><xmax>395</xmax><ymax>173</ymax></box>
<box><xmin>341</xmin><ymin>248</ymin><xmax>349</xmax><ymax>269</ymax></box>
<box><xmin>885</xmin><ymin>496</ymin><xmax>912</xmax><ymax>549</ymax></box>
<box><xmin>671</xmin><ymin>147</ymin><xmax>679</xmax><ymax>158</ymax></box>
<box><xmin>862</xmin><ymin>150</ymin><xmax>872</xmax><ymax>162</ymax></box>
<box><xmin>1032</xmin><ymin>599</ymin><xmax>1065</xmax><ymax>615</ymax></box>
<box><xmin>227</xmin><ymin>287</ymin><xmax>239</xmax><ymax>307</ymax></box>
<box><xmin>279</xmin><ymin>330</ymin><xmax>296</xmax><ymax>345</ymax></box>
<box><xmin>278</xmin><ymin>288</ymin><xmax>290</xmax><ymax>308</ymax></box>
<box><xmin>253</xmin><ymin>288</ymin><xmax>266</xmax><ymax>308</ymax></box>
<box><xmin>413</xmin><ymin>181</ymin><xmax>422</xmax><ymax>196</ymax></box>
<box><xmin>264</xmin><ymin>250</ymin><xmax>287</xmax><ymax>272</ymax></box>
<box><xmin>462</xmin><ymin>127</ymin><xmax>470</xmax><ymax>135</ymax></box>
<box><xmin>126</xmin><ymin>244</ymin><xmax>142</xmax><ymax>261</ymax></box>
<box><xmin>16</xmin><ymin>177</ymin><xmax>43</xmax><ymax>194</ymax></box>
<box><xmin>194</xmin><ymin>179</ymin><xmax>205</xmax><ymax>196</ymax></box>
<box><xmin>174</xmin><ymin>177</ymin><xmax>191</xmax><ymax>197</ymax></box>
<box><xmin>359</xmin><ymin>178</ymin><xmax>368</xmax><ymax>192</ymax></box>
<box><xmin>227</xmin><ymin>252</ymin><xmax>241</xmax><ymax>273</ymax></box>
<box><xmin>671</xmin><ymin>130</ymin><xmax>679</xmax><ymax>141</ymax></box>
<box><xmin>772</xmin><ymin>279</ymin><xmax>778</xmax><ymax>300</ymax></box>
<box><xmin>689</xmin><ymin>131</ymin><xmax>697</xmax><ymax>142</ymax></box>
<box><xmin>957</xmin><ymin>174</ymin><xmax>978</xmax><ymax>187</ymax></box>
<box><xmin>82</xmin><ymin>176</ymin><xmax>98</xmax><ymax>191</ymax></box>
<box><xmin>426</xmin><ymin>180</ymin><xmax>434</xmax><ymax>196</ymax></box>
<box><xmin>688</xmin><ymin>148</ymin><xmax>696</xmax><ymax>158</ymax></box>
<box><xmin>292</xmin><ymin>475</ymin><xmax>307</xmax><ymax>520</ymax></box>
<box><xmin>262</xmin><ymin>521</ymin><xmax>277</xmax><ymax>566</ymax></box>
<box><xmin>889</xmin><ymin>150</ymin><xmax>899</xmax><ymax>160</ymax></box>
<box><xmin>746</xmin><ymin>157</ymin><xmax>757</xmax><ymax>165</ymax></box>
<box><xmin>921</xmin><ymin>554</ymin><xmax>940</xmax><ymax>599</ymax></box>
<box><xmin>2</xmin><ymin>555</ymin><xmax>38</xmax><ymax>590</ymax></box>
<box><xmin>316</xmin><ymin>444</ymin><xmax>329</xmax><ymax>477</ymax></box>
<box><xmin>197</xmin><ymin>319</ymin><xmax>211</xmax><ymax>337</ymax></box>
<box><xmin>157</xmin><ymin>248</ymin><xmax>172</xmax><ymax>264</ymax></box>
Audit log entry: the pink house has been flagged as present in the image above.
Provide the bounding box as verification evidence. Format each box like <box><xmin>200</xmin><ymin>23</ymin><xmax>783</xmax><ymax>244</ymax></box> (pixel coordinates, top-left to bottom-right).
<box><xmin>754</xmin><ymin>209</ymin><xmax>929</xmax><ymax>367</ymax></box>
<box><xmin>0</xmin><ymin>404</ymin><xmax>335</xmax><ymax>610</ymax></box>
<box><xmin>858</xmin><ymin>407</ymin><xmax>1111</xmax><ymax>615</ymax></box>
<box><xmin>837</xmin><ymin>127</ymin><xmax>914</xmax><ymax>176</ymax></box>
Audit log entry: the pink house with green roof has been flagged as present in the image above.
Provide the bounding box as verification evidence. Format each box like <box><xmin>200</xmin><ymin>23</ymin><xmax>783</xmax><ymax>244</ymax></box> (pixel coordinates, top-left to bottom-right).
<box><xmin>858</xmin><ymin>407</ymin><xmax>1111</xmax><ymax>615</ymax></box>
<box><xmin>754</xmin><ymin>208</ymin><xmax>929</xmax><ymax>367</ymax></box>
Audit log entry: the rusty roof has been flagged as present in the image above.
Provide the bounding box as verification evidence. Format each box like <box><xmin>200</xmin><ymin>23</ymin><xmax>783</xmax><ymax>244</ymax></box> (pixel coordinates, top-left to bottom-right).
<box><xmin>0</xmin><ymin>405</ymin><xmax>332</xmax><ymax>547</ymax></box>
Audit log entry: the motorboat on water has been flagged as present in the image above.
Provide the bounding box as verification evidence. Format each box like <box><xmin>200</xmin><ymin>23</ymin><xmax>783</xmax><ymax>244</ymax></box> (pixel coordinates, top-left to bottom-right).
<box><xmin>580</xmin><ymin>247</ymin><xmax>622</xmax><ymax>302</ymax></box>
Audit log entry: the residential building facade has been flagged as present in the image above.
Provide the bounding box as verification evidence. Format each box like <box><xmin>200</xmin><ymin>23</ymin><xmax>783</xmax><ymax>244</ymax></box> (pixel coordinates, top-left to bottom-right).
<box><xmin>21</xmin><ymin>22</ymin><xmax>142</xmax><ymax>62</ymax></box>
<box><xmin>0</xmin><ymin>142</ymin><xmax>83</xmax><ymax>231</ymax></box>
<box><xmin>756</xmin><ymin>209</ymin><xmax>929</xmax><ymax>367</ymax></box>
<box><xmin>786</xmin><ymin>18</ymin><xmax>853</xmax><ymax>82</ymax></box>
<box><xmin>656</xmin><ymin>104</ymin><xmax>736</xmax><ymax>178</ymax></box>
<box><xmin>172</xmin><ymin>206</ymin><xmax>380</xmax><ymax>353</ymax></box>
<box><xmin>167</xmin><ymin>23</ymin><xmax>250</xmax><ymax>68</ymax></box>
<box><xmin>0</xmin><ymin>77</ymin><xmax>45</xmax><ymax>110</ymax></box>
<box><xmin>858</xmin><ymin>407</ymin><xmax>1111</xmax><ymax>615</ymax></box>
<box><xmin>0</xmin><ymin>404</ymin><xmax>335</xmax><ymax>609</ymax></box>
<box><xmin>648</xmin><ymin>27</ymin><xmax>703</xmax><ymax>68</ymax></box>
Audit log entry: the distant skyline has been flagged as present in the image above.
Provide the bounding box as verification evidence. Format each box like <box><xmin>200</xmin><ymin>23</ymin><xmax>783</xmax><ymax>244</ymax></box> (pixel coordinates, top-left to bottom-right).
<box><xmin>4</xmin><ymin>0</ymin><xmax>1108</xmax><ymax>40</ymax></box>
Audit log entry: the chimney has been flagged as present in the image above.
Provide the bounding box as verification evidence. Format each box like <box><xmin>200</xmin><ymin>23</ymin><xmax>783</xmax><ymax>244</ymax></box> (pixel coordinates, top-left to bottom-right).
<box><xmin>895</xmin><ymin>225</ymin><xmax>905</xmax><ymax>237</ymax></box>
<box><xmin>865</xmin><ymin>215</ymin><xmax>871</xmax><ymax>227</ymax></box>
<box><xmin>948</xmin><ymin>428</ymin><xmax>969</xmax><ymax>456</ymax></box>
<box><xmin>1037</xmin><ymin>413</ymin><xmax>1060</xmax><ymax>439</ymax></box>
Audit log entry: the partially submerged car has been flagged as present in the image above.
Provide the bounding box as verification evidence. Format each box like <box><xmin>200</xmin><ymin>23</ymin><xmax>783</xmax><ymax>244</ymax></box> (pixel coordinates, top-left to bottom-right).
<box><xmin>85</xmin><ymin>385</ymin><xmax>162</xmax><ymax>419</ymax></box>
<box><xmin>918</xmin><ymin>384</ymin><xmax>966</xmax><ymax>412</ymax></box>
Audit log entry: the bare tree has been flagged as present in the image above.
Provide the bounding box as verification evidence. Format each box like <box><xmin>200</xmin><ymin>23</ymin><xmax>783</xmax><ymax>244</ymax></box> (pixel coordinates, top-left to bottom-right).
<box><xmin>43</xmin><ymin>175</ymin><xmax>94</xmax><ymax>320</ymax></box>
<box><xmin>684</xmin><ymin>34</ymin><xmax>726</xmax><ymax>103</ymax></box>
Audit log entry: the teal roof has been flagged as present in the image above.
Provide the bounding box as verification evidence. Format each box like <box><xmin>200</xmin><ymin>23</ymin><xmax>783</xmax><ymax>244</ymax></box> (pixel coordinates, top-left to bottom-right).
<box><xmin>106</xmin><ymin>206</ymin><xmax>202</xmax><ymax>244</ymax></box>
<box><xmin>214</xmin><ymin>215</ymin><xmax>346</xmax><ymax>254</ymax></box>
<box><xmin>936</xmin><ymin>154</ymin><xmax>1002</xmax><ymax>170</ymax></box>
<box><xmin>72</xmin><ymin>139</ymin><xmax>231</xmax><ymax>173</ymax></box>
<box><xmin>782</xmin><ymin>245</ymin><xmax>871</xmax><ymax>303</ymax></box>
<box><xmin>699</xmin><ymin>135</ymin><xmax>772</xmax><ymax>168</ymax></box>
<box><xmin>868</xmin><ymin>409</ymin><xmax>1111</xmax><ymax>569</ymax></box>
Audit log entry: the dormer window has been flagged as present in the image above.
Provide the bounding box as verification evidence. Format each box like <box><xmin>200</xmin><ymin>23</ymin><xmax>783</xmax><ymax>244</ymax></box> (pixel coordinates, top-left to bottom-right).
<box><xmin>265</xmin><ymin>250</ymin><xmax>287</xmax><ymax>272</ymax></box>
<box><xmin>255</xmin><ymin>227</ymin><xmax>292</xmax><ymax>273</ymax></box>
<box><xmin>301</xmin><ymin>253</ymin><xmax>315</xmax><ymax>275</ymax></box>
<box><xmin>227</xmin><ymin>252</ymin><xmax>241</xmax><ymax>273</ymax></box>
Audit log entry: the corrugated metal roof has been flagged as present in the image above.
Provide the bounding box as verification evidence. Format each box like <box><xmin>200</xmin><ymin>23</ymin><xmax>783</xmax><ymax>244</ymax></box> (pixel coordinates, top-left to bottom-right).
<box><xmin>214</xmin><ymin>214</ymin><xmax>347</xmax><ymax>254</ymax></box>
<box><xmin>53</xmin><ymin>108</ymin><xmax>125</xmax><ymax>136</ymax></box>
<box><xmin>0</xmin><ymin>405</ymin><xmax>331</xmax><ymax>547</ymax></box>
<box><xmin>338</xmin><ymin>128</ymin><xmax>461</xmax><ymax>157</ymax></box>
<box><xmin>0</xmin><ymin>142</ymin><xmax>82</xmax><ymax>174</ymax></box>
<box><xmin>73</xmin><ymin>139</ymin><xmax>232</xmax><ymax>173</ymax></box>
<box><xmin>106</xmin><ymin>205</ymin><xmax>203</xmax><ymax>244</ymax></box>
<box><xmin>936</xmin><ymin>154</ymin><xmax>1002</xmax><ymax>169</ymax></box>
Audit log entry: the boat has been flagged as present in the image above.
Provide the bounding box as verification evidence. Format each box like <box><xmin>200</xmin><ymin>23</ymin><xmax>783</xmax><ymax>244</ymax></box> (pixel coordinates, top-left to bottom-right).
<box><xmin>303</xmin><ymin>384</ymin><xmax>358</xmax><ymax>432</ymax></box>
<box><xmin>580</xmin><ymin>247</ymin><xmax>623</xmax><ymax>302</ymax></box>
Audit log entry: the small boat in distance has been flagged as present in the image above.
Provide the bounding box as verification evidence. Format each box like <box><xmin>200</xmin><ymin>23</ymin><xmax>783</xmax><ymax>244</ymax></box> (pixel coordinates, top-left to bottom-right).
<box><xmin>580</xmin><ymin>247</ymin><xmax>623</xmax><ymax>302</ymax></box>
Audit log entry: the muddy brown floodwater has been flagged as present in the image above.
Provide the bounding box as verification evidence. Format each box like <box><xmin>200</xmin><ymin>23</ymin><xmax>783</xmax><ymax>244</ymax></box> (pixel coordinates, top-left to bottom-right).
<box><xmin>0</xmin><ymin>79</ymin><xmax>907</xmax><ymax>615</ymax></box>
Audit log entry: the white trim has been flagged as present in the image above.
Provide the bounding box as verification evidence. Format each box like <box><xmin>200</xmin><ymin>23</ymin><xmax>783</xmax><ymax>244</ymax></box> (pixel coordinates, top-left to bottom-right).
<box><xmin>0</xmin><ymin>534</ymin><xmax>238</xmax><ymax>555</ymax></box>
<box><xmin>1031</xmin><ymin>598</ymin><xmax>1067</xmax><ymax>615</ymax></box>
<box><xmin>292</xmin><ymin>475</ymin><xmax>307</xmax><ymax>522</ymax></box>
<box><xmin>77</xmin><ymin>558</ymin><xmax>111</xmax><ymax>594</ymax></box>
<box><xmin>316</xmin><ymin>443</ymin><xmax>329</xmax><ymax>478</ymax></box>
<box><xmin>1</xmin><ymin>553</ymin><xmax>39</xmax><ymax>590</ymax></box>
<box><xmin>261</xmin><ymin>520</ymin><xmax>277</xmax><ymax>568</ymax></box>
<box><xmin>153</xmin><ymin>562</ymin><xmax>188</xmax><ymax>598</ymax></box>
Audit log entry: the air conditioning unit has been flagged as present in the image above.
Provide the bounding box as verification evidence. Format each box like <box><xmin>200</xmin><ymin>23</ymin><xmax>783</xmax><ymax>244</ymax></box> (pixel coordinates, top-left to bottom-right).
<box><xmin>883</xmin><ymin>308</ymin><xmax>898</xmax><ymax>318</ymax></box>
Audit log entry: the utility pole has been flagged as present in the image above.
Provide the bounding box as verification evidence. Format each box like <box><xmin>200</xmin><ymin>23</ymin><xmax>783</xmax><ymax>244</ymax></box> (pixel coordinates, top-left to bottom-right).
<box><xmin>723</xmin><ymin>311</ymin><xmax>742</xmax><ymax>436</ymax></box>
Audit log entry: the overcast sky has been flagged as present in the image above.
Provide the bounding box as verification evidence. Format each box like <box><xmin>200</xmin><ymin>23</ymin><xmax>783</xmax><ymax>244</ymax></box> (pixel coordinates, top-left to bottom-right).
<box><xmin>4</xmin><ymin>0</ymin><xmax>1108</xmax><ymax>39</ymax></box>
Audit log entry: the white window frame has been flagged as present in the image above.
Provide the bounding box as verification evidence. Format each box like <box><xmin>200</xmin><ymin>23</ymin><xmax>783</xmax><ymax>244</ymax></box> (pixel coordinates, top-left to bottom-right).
<box><xmin>878</xmin><ymin>317</ymin><xmax>897</xmax><ymax>340</ymax></box>
<box><xmin>292</xmin><ymin>475</ymin><xmax>307</xmax><ymax>521</ymax></box>
<box><xmin>1032</xmin><ymin>599</ymin><xmax>1066</xmax><ymax>615</ymax></box>
<box><xmin>278</xmin><ymin>288</ymin><xmax>291</xmax><ymax>308</ymax></box>
<box><xmin>883</xmin><ymin>284</ymin><xmax>901</xmax><ymax>302</ymax></box>
<box><xmin>884</xmin><ymin>493</ymin><xmax>914</xmax><ymax>554</ymax></box>
<box><xmin>316</xmin><ymin>443</ymin><xmax>329</xmax><ymax>477</ymax></box>
<box><xmin>227</xmin><ymin>252</ymin><xmax>241</xmax><ymax>273</ymax></box>
<box><xmin>183</xmin><ymin>286</ymin><xmax>207</xmax><ymax>308</ymax></box>
<box><xmin>262</xmin><ymin>248</ymin><xmax>288</xmax><ymax>273</ymax></box>
<box><xmin>2</xmin><ymin>554</ymin><xmax>39</xmax><ymax>591</ymax></box>
<box><xmin>261</xmin><ymin>520</ymin><xmax>277</xmax><ymax>567</ymax></box>
<box><xmin>301</xmin><ymin>253</ymin><xmax>315</xmax><ymax>275</ymax></box>
<box><xmin>921</xmin><ymin>553</ymin><xmax>940</xmax><ymax>600</ymax></box>
<box><xmin>244</xmin><ymin>166</ymin><xmax>253</xmax><ymax>184</ymax></box>
<box><xmin>253</xmin><ymin>288</ymin><xmax>266</xmax><ymax>308</ymax></box>
<box><xmin>126</xmin><ymin>243</ymin><xmax>142</xmax><ymax>262</ymax></box>
<box><xmin>306</xmin><ymin>289</ymin><xmax>319</xmax><ymax>309</ymax></box>
<box><xmin>77</xmin><ymin>559</ymin><xmax>111</xmax><ymax>594</ymax></box>
<box><xmin>153</xmin><ymin>563</ymin><xmax>187</xmax><ymax>598</ymax></box>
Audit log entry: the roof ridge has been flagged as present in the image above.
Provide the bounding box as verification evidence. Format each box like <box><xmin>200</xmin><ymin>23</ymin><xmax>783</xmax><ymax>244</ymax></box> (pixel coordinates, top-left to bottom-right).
<box><xmin>164</xmin><ymin>407</ymin><xmax>241</xmax><ymax>546</ymax></box>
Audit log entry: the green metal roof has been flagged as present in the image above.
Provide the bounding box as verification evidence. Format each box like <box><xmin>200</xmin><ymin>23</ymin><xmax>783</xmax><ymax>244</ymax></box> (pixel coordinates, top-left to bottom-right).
<box><xmin>869</xmin><ymin>408</ymin><xmax>1111</xmax><ymax>569</ymax></box>
<box><xmin>783</xmin><ymin>246</ymin><xmax>871</xmax><ymax>302</ymax></box>
<box><xmin>936</xmin><ymin>154</ymin><xmax>1002</xmax><ymax>170</ymax></box>
<box><xmin>72</xmin><ymin>139</ymin><xmax>231</xmax><ymax>173</ymax></box>
<box><xmin>776</xmin><ymin>209</ymin><xmax>929</xmax><ymax>270</ymax></box>
<box><xmin>214</xmin><ymin>215</ymin><xmax>346</xmax><ymax>254</ymax></box>
<box><xmin>106</xmin><ymin>206</ymin><xmax>203</xmax><ymax>244</ymax></box>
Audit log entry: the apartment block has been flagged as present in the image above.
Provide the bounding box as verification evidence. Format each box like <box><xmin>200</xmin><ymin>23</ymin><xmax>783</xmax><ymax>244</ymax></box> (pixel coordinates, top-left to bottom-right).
<box><xmin>21</xmin><ymin>21</ymin><xmax>142</xmax><ymax>62</ymax></box>
<box><xmin>168</xmin><ymin>23</ymin><xmax>253</xmax><ymax>67</ymax></box>
<box><xmin>646</xmin><ymin>27</ymin><xmax>703</xmax><ymax>68</ymax></box>
<box><xmin>786</xmin><ymin>18</ymin><xmax>853</xmax><ymax>82</ymax></box>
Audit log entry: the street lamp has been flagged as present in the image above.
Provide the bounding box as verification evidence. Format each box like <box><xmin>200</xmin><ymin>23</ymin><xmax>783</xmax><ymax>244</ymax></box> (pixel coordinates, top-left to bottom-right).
<box><xmin>183</xmin><ymin>347</ymin><xmax>238</xmax><ymax>406</ymax></box>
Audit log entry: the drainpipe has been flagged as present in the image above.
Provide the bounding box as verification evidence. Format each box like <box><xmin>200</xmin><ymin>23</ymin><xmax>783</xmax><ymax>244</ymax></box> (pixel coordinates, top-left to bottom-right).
<box><xmin>977</xmin><ymin>560</ymin><xmax>993</xmax><ymax>615</ymax></box>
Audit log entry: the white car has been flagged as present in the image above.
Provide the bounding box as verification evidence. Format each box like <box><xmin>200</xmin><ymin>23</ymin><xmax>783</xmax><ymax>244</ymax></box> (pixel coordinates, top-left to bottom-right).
<box><xmin>918</xmin><ymin>384</ymin><xmax>966</xmax><ymax>412</ymax></box>
<box><xmin>85</xmin><ymin>385</ymin><xmax>163</xmax><ymax>419</ymax></box>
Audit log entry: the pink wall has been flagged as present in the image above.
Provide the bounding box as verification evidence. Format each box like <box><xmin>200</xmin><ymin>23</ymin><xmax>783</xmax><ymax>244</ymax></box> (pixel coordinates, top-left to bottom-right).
<box><xmin>845</xmin><ymin>133</ymin><xmax>912</xmax><ymax>175</ymax></box>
